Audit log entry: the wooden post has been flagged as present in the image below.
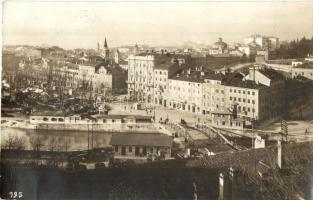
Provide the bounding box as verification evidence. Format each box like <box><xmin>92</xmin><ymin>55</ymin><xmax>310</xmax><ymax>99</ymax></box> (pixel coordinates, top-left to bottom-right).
<box><xmin>277</xmin><ymin>139</ymin><xmax>282</xmax><ymax>169</ymax></box>
<box><xmin>219</xmin><ymin>173</ymin><xmax>224</xmax><ymax>200</ymax></box>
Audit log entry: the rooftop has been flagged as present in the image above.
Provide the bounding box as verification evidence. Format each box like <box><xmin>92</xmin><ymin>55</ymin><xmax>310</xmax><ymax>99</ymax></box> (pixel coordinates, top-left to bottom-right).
<box><xmin>110</xmin><ymin>132</ymin><xmax>173</xmax><ymax>147</ymax></box>
<box><xmin>258</xmin><ymin>66</ymin><xmax>286</xmax><ymax>81</ymax></box>
<box><xmin>31</xmin><ymin>110</ymin><xmax>66</xmax><ymax>117</ymax></box>
<box><xmin>96</xmin><ymin>114</ymin><xmax>152</xmax><ymax>120</ymax></box>
<box><xmin>170</xmin><ymin>70</ymin><xmax>206</xmax><ymax>83</ymax></box>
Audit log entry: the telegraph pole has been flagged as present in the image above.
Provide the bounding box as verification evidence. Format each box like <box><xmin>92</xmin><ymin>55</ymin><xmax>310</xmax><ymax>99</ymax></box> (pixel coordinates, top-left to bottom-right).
<box><xmin>91</xmin><ymin>120</ymin><xmax>94</xmax><ymax>149</ymax></box>
<box><xmin>281</xmin><ymin>119</ymin><xmax>288</xmax><ymax>141</ymax></box>
<box><xmin>87</xmin><ymin>120</ymin><xmax>90</xmax><ymax>151</ymax></box>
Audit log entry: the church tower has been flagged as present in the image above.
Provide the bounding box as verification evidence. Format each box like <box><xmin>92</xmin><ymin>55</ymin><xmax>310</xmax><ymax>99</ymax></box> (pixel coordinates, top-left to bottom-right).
<box><xmin>103</xmin><ymin>37</ymin><xmax>110</xmax><ymax>59</ymax></box>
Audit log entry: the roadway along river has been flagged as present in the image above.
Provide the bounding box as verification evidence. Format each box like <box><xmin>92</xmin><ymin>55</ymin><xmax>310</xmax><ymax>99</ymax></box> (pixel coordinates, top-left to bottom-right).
<box><xmin>1</xmin><ymin>127</ymin><xmax>112</xmax><ymax>151</ymax></box>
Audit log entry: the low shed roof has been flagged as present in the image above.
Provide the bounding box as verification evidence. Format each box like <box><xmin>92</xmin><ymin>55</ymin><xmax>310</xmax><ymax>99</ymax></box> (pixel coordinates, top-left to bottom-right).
<box><xmin>110</xmin><ymin>133</ymin><xmax>173</xmax><ymax>147</ymax></box>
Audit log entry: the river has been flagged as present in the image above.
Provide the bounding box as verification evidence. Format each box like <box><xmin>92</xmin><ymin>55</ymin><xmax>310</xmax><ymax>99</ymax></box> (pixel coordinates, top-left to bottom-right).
<box><xmin>1</xmin><ymin>127</ymin><xmax>112</xmax><ymax>151</ymax></box>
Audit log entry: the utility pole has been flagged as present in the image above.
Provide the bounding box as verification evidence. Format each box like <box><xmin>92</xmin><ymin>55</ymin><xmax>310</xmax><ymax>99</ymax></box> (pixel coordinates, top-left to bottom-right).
<box><xmin>91</xmin><ymin>120</ymin><xmax>94</xmax><ymax>149</ymax></box>
<box><xmin>281</xmin><ymin>119</ymin><xmax>288</xmax><ymax>141</ymax></box>
<box><xmin>87</xmin><ymin>120</ymin><xmax>90</xmax><ymax>151</ymax></box>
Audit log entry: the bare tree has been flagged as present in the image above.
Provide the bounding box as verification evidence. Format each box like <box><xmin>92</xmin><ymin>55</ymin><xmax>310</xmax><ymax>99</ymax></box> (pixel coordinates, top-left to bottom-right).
<box><xmin>58</xmin><ymin>137</ymin><xmax>71</xmax><ymax>152</ymax></box>
<box><xmin>3</xmin><ymin>135</ymin><xmax>27</xmax><ymax>150</ymax></box>
<box><xmin>30</xmin><ymin>135</ymin><xmax>45</xmax><ymax>152</ymax></box>
<box><xmin>47</xmin><ymin>136</ymin><xmax>58</xmax><ymax>152</ymax></box>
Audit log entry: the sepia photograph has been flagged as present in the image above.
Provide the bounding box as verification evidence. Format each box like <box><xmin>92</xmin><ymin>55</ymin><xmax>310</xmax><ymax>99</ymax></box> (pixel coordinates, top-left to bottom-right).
<box><xmin>1</xmin><ymin>1</ymin><xmax>313</xmax><ymax>199</ymax></box>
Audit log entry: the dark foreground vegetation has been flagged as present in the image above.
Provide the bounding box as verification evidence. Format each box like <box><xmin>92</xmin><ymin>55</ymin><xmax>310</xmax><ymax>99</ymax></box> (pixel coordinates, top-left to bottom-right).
<box><xmin>1</xmin><ymin>163</ymin><xmax>221</xmax><ymax>200</ymax></box>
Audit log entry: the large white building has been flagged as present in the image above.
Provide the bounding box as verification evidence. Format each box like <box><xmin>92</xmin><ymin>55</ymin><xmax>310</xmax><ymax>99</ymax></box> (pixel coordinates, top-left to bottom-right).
<box><xmin>244</xmin><ymin>34</ymin><xmax>279</xmax><ymax>51</ymax></box>
<box><xmin>164</xmin><ymin>65</ymin><xmax>286</xmax><ymax>123</ymax></box>
<box><xmin>166</xmin><ymin>70</ymin><xmax>204</xmax><ymax>114</ymax></box>
<box><xmin>127</xmin><ymin>53</ymin><xmax>182</xmax><ymax>105</ymax></box>
<box><xmin>127</xmin><ymin>55</ymin><xmax>155</xmax><ymax>103</ymax></box>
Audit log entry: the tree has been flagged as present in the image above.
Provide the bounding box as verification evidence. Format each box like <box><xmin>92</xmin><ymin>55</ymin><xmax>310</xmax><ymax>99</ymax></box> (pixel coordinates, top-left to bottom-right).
<box><xmin>3</xmin><ymin>135</ymin><xmax>26</xmax><ymax>150</ymax></box>
<box><xmin>47</xmin><ymin>136</ymin><xmax>58</xmax><ymax>152</ymax></box>
<box><xmin>30</xmin><ymin>135</ymin><xmax>45</xmax><ymax>152</ymax></box>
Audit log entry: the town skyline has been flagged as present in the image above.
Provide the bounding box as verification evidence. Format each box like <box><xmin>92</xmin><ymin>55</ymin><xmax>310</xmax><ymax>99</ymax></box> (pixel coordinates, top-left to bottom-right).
<box><xmin>3</xmin><ymin>1</ymin><xmax>313</xmax><ymax>49</ymax></box>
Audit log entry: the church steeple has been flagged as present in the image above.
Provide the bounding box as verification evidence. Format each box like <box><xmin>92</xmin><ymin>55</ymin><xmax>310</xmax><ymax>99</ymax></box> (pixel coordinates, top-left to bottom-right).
<box><xmin>102</xmin><ymin>37</ymin><xmax>110</xmax><ymax>59</ymax></box>
<box><xmin>104</xmin><ymin>38</ymin><xmax>108</xmax><ymax>49</ymax></box>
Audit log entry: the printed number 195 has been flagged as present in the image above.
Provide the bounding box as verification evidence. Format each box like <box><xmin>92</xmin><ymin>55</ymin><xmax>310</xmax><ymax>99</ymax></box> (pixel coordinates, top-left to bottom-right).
<box><xmin>9</xmin><ymin>191</ymin><xmax>23</xmax><ymax>199</ymax></box>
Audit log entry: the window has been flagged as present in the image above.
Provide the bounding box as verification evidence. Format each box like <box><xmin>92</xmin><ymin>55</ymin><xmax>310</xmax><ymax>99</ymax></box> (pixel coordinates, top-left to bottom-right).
<box><xmin>230</xmin><ymin>89</ymin><xmax>232</xmax><ymax>92</ymax></box>
<box><xmin>248</xmin><ymin>108</ymin><xmax>250</xmax><ymax>112</ymax></box>
<box><xmin>115</xmin><ymin>146</ymin><xmax>118</xmax><ymax>152</ymax></box>
<box><xmin>129</xmin><ymin>146</ymin><xmax>132</xmax><ymax>152</ymax></box>
<box><xmin>252</xmin><ymin>100</ymin><xmax>255</xmax><ymax>104</ymax></box>
<box><xmin>252</xmin><ymin>91</ymin><xmax>255</xmax><ymax>95</ymax></box>
<box><xmin>112</xmin><ymin>119</ymin><xmax>115</xmax><ymax>123</ymax></box>
<box><xmin>234</xmin><ymin>97</ymin><xmax>237</xmax><ymax>101</ymax></box>
<box><xmin>243</xmin><ymin>99</ymin><xmax>246</xmax><ymax>103</ymax></box>
<box><xmin>230</xmin><ymin>97</ymin><xmax>232</xmax><ymax>100</ymax></box>
<box><xmin>238</xmin><ymin>90</ymin><xmax>241</xmax><ymax>94</ymax></box>
<box><xmin>234</xmin><ymin>89</ymin><xmax>236</xmax><ymax>93</ymax></box>
<box><xmin>248</xmin><ymin>91</ymin><xmax>250</xmax><ymax>95</ymax></box>
<box><xmin>243</xmin><ymin>91</ymin><xmax>245</xmax><ymax>94</ymax></box>
<box><xmin>248</xmin><ymin>99</ymin><xmax>250</xmax><ymax>103</ymax></box>
<box><xmin>238</xmin><ymin>98</ymin><xmax>241</xmax><ymax>102</ymax></box>
<box><xmin>252</xmin><ymin>108</ymin><xmax>255</xmax><ymax>113</ymax></box>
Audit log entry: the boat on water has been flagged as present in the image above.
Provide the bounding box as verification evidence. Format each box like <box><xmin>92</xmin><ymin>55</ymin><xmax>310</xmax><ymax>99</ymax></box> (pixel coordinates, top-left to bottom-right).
<box><xmin>26</xmin><ymin>111</ymin><xmax>160</xmax><ymax>133</ymax></box>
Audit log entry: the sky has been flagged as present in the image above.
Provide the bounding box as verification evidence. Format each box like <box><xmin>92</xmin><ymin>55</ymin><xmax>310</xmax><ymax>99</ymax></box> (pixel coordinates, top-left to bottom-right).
<box><xmin>2</xmin><ymin>1</ymin><xmax>313</xmax><ymax>49</ymax></box>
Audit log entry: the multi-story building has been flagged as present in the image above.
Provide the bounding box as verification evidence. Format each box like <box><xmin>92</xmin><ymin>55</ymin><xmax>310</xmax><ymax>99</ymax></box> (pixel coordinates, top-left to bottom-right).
<box><xmin>127</xmin><ymin>53</ymin><xmax>177</xmax><ymax>104</ymax></box>
<box><xmin>166</xmin><ymin>70</ymin><xmax>204</xmax><ymax>114</ymax></box>
<box><xmin>238</xmin><ymin>45</ymin><xmax>257</xmax><ymax>56</ymax></box>
<box><xmin>127</xmin><ymin>54</ymin><xmax>155</xmax><ymax>103</ymax></box>
<box><xmin>244</xmin><ymin>34</ymin><xmax>279</xmax><ymax>51</ymax></box>
<box><xmin>244</xmin><ymin>34</ymin><xmax>270</xmax><ymax>49</ymax></box>
<box><xmin>202</xmin><ymin>73</ymin><xmax>228</xmax><ymax>114</ymax></box>
<box><xmin>165</xmin><ymin>65</ymin><xmax>286</xmax><ymax>123</ymax></box>
<box><xmin>153</xmin><ymin>62</ymin><xmax>181</xmax><ymax>106</ymax></box>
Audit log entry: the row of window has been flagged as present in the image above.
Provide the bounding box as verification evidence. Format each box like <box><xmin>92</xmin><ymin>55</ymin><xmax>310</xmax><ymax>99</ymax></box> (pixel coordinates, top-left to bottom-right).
<box><xmin>170</xmin><ymin>81</ymin><xmax>201</xmax><ymax>87</ymax></box>
<box><xmin>230</xmin><ymin>97</ymin><xmax>255</xmax><ymax>104</ymax></box>
<box><xmin>155</xmin><ymin>77</ymin><xmax>167</xmax><ymax>82</ymax></box>
<box><xmin>229</xmin><ymin>88</ymin><xmax>255</xmax><ymax>95</ymax></box>
<box><xmin>115</xmin><ymin>146</ymin><xmax>160</xmax><ymax>153</ymax></box>
<box><xmin>238</xmin><ymin>106</ymin><xmax>255</xmax><ymax>113</ymax></box>
<box><xmin>155</xmin><ymin>71</ymin><xmax>168</xmax><ymax>75</ymax></box>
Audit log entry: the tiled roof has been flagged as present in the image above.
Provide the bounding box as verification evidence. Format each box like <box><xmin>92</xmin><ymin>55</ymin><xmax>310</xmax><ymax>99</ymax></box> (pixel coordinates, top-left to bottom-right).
<box><xmin>258</xmin><ymin>67</ymin><xmax>286</xmax><ymax>81</ymax></box>
<box><xmin>170</xmin><ymin>71</ymin><xmax>206</xmax><ymax>83</ymax></box>
<box><xmin>222</xmin><ymin>72</ymin><xmax>265</xmax><ymax>89</ymax></box>
<box><xmin>224</xmin><ymin>78</ymin><xmax>265</xmax><ymax>89</ymax></box>
<box><xmin>154</xmin><ymin>62</ymin><xmax>174</xmax><ymax>70</ymax></box>
<box><xmin>110</xmin><ymin>132</ymin><xmax>173</xmax><ymax>147</ymax></box>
